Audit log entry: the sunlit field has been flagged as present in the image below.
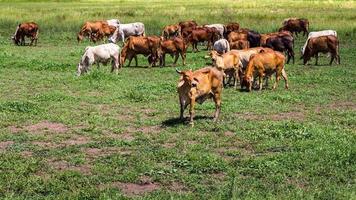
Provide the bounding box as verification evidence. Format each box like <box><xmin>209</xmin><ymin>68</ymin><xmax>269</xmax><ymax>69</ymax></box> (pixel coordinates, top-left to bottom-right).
<box><xmin>0</xmin><ymin>0</ymin><xmax>355</xmax><ymax>199</ymax></box>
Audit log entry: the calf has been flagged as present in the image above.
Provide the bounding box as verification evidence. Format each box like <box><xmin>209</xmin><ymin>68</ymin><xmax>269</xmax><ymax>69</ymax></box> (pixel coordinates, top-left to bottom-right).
<box><xmin>279</xmin><ymin>18</ymin><xmax>309</xmax><ymax>37</ymax></box>
<box><xmin>210</xmin><ymin>50</ymin><xmax>242</xmax><ymax>88</ymax></box>
<box><xmin>12</xmin><ymin>22</ymin><xmax>39</xmax><ymax>46</ymax></box>
<box><xmin>302</xmin><ymin>35</ymin><xmax>340</xmax><ymax>65</ymax></box>
<box><xmin>77</xmin><ymin>43</ymin><xmax>120</xmax><ymax>76</ymax></box>
<box><xmin>213</xmin><ymin>39</ymin><xmax>230</xmax><ymax>54</ymax></box>
<box><xmin>176</xmin><ymin>67</ymin><xmax>224</xmax><ymax>126</ymax></box>
<box><xmin>120</xmin><ymin>36</ymin><xmax>161</xmax><ymax>67</ymax></box>
<box><xmin>242</xmin><ymin>50</ymin><xmax>289</xmax><ymax>91</ymax></box>
<box><xmin>162</xmin><ymin>24</ymin><xmax>181</xmax><ymax>39</ymax></box>
<box><xmin>158</xmin><ymin>37</ymin><xmax>187</xmax><ymax>66</ymax></box>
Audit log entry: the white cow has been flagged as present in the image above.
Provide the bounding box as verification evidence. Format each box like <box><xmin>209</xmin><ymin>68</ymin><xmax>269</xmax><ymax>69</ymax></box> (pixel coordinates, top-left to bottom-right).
<box><xmin>107</xmin><ymin>19</ymin><xmax>120</xmax><ymax>27</ymax></box>
<box><xmin>204</xmin><ymin>24</ymin><xmax>225</xmax><ymax>39</ymax></box>
<box><xmin>77</xmin><ymin>43</ymin><xmax>120</xmax><ymax>76</ymax></box>
<box><xmin>213</xmin><ymin>39</ymin><xmax>230</xmax><ymax>54</ymax></box>
<box><xmin>301</xmin><ymin>30</ymin><xmax>337</xmax><ymax>54</ymax></box>
<box><xmin>109</xmin><ymin>22</ymin><xmax>145</xmax><ymax>43</ymax></box>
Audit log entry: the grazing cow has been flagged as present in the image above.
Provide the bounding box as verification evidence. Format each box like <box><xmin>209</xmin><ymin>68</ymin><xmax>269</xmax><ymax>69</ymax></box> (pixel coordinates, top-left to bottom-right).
<box><xmin>302</xmin><ymin>35</ymin><xmax>340</xmax><ymax>65</ymax></box>
<box><xmin>242</xmin><ymin>50</ymin><xmax>289</xmax><ymax>91</ymax></box>
<box><xmin>176</xmin><ymin>67</ymin><xmax>224</xmax><ymax>126</ymax></box>
<box><xmin>224</xmin><ymin>22</ymin><xmax>240</xmax><ymax>38</ymax></box>
<box><xmin>230</xmin><ymin>40</ymin><xmax>250</xmax><ymax>50</ymax></box>
<box><xmin>77</xmin><ymin>43</ymin><xmax>120</xmax><ymax>76</ymax></box>
<box><xmin>179</xmin><ymin>20</ymin><xmax>198</xmax><ymax>37</ymax></box>
<box><xmin>109</xmin><ymin>22</ymin><xmax>145</xmax><ymax>43</ymax></box>
<box><xmin>158</xmin><ymin>37</ymin><xmax>187</xmax><ymax>66</ymax></box>
<box><xmin>204</xmin><ymin>24</ymin><xmax>225</xmax><ymax>39</ymax></box>
<box><xmin>264</xmin><ymin>33</ymin><xmax>295</xmax><ymax>64</ymax></box>
<box><xmin>12</xmin><ymin>22</ymin><xmax>39</xmax><ymax>46</ymax></box>
<box><xmin>77</xmin><ymin>21</ymin><xmax>109</xmax><ymax>43</ymax></box>
<box><xmin>106</xmin><ymin>19</ymin><xmax>120</xmax><ymax>27</ymax></box>
<box><xmin>210</xmin><ymin>50</ymin><xmax>243</xmax><ymax>88</ymax></box>
<box><xmin>162</xmin><ymin>24</ymin><xmax>181</xmax><ymax>39</ymax></box>
<box><xmin>279</xmin><ymin>18</ymin><xmax>309</xmax><ymax>37</ymax></box>
<box><xmin>188</xmin><ymin>27</ymin><xmax>220</xmax><ymax>52</ymax></box>
<box><xmin>120</xmin><ymin>36</ymin><xmax>161</xmax><ymax>67</ymax></box>
<box><xmin>213</xmin><ymin>39</ymin><xmax>230</xmax><ymax>54</ymax></box>
<box><xmin>301</xmin><ymin>30</ymin><xmax>337</xmax><ymax>55</ymax></box>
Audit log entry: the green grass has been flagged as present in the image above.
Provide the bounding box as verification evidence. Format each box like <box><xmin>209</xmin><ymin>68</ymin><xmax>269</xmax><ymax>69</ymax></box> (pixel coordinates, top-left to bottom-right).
<box><xmin>0</xmin><ymin>0</ymin><xmax>355</xmax><ymax>199</ymax></box>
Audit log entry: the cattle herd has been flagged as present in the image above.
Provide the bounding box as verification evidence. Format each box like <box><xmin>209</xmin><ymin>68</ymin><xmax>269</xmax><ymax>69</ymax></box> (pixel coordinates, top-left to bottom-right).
<box><xmin>11</xmin><ymin>18</ymin><xmax>340</xmax><ymax>125</ymax></box>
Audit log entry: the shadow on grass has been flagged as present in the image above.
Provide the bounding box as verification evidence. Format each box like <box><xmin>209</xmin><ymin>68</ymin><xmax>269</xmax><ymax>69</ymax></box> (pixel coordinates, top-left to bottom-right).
<box><xmin>162</xmin><ymin>115</ymin><xmax>213</xmax><ymax>127</ymax></box>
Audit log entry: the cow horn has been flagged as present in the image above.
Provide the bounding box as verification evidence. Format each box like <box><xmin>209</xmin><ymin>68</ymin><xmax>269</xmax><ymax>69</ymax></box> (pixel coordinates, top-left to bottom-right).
<box><xmin>175</xmin><ymin>68</ymin><xmax>181</xmax><ymax>74</ymax></box>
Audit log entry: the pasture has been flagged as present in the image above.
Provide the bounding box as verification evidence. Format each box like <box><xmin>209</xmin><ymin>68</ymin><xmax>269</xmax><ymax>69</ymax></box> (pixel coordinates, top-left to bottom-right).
<box><xmin>0</xmin><ymin>0</ymin><xmax>355</xmax><ymax>199</ymax></box>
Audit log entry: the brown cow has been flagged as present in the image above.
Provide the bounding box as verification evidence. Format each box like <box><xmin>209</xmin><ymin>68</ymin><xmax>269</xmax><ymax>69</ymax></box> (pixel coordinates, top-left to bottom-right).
<box><xmin>187</xmin><ymin>27</ymin><xmax>220</xmax><ymax>52</ymax></box>
<box><xmin>158</xmin><ymin>37</ymin><xmax>187</xmax><ymax>66</ymax></box>
<box><xmin>302</xmin><ymin>35</ymin><xmax>340</xmax><ymax>66</ymax></box>
<box><xmin>178</xmin><ymin>20</ymin><xmax>198</xmax><ymax>38</ymax></box>
<box><xmin>260</xmin><ymin>31</ymin><xmax>295</xmax><ymax>64</ymax></box>
<box><xmin>210</xmin><ymin>50</ymin><xmax>243</xmax><ymax>88</ymax></box>
<box><xmin>77</xmin><ymin>21</ymin><xmax>108</xmax><ymax>43</ymax></box>
<box><xmin>162</xmin><ymin>24</ymin><xmax>181</xmax><ymax>39</ymax></box>
<box><xmin>224</xmin><ymin>22</ymin><xmax>240</xmax><ymax>38</ymax></box>
<box><xmin>227</xmin><ymin>30</ymin><xmax>248</xmax><ymax>44</ymax></box>
<box><xmin>242</xmin><ymin>50</ymin><xmax>289</xmax><ymax>91</ymax></box>
<box><xmin>120</xmin><ymin>36</ymin><xmax>161</xmax><ymax>67</ymax></box>
<box><xmin>12</xmin><ymin>22</ymin><xmax>39</xmax><ymax>46</ymax></box>
<box><xmin>230</xmin><ymin>40</ymin><xmax>250</xmax><ymax>50</ymax></box>
<box><xmin>279</xmin><ymin>18</ymin><xmax>309</xmax><ymax>37</ymax></box>
<box><xmin>176</xmin><ymin>67</ymin><xmax>224</xmax><ymax>126</ymax></box>
<box><xmin>91</xmin><ymin>25</ymin><xmax>117</xmax><ymax>42</ymax></box>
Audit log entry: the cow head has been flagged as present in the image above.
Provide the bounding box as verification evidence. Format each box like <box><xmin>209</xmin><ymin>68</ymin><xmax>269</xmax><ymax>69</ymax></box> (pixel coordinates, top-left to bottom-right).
<box><xmin>209</xmin><ymin>50</ymin><xmax>221</xmax><ymax>66</ymax></box>
<box><xmin>176</xmin><ymin>68</ymin><xmax>199</xmax><ymax>88</ymax></box>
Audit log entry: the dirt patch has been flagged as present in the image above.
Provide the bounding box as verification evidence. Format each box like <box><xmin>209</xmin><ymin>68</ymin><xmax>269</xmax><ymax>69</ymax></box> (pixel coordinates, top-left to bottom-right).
<box><xmin>0</xmin><ymin>141</ymin><xmax>14</xmax><ymax>150</ymax></box>
<box><xmin>9</xmin><ymin>121</ymin><xmax>68</xmax><ymax>134</ymax></box>
<box><xmin>31</xmin><ymin>141</ymin><xmax>60</xmax><ymax>148</ymax></box>
<box><xmin>224</xmin><ymin>131</ymin><xmax>235</xmax><ymax>137</ymax></box>
<box><xmin>83</xmin><ymin>147</ymin><xmax>132</xmax><ymax>160</ymax></box>
<box><xmin>111</xmin><ymin>181</ymin><xmax>160</xmax><ymax>197</ymax></box>
<box><xmin>168</xmin><ymin>181</ymin><xmax>187</xmax><ymax>192</ymax></box>
<box><xmin>106</xmin><ymin>132</ymin><xmax>135</xmax><ymax>141</ymax></box>
<box><xmin>162</xmin><ymin>142</ymin><xmax>175</xmax><ymax>148</ymax></box>
<box><xmin>235</xmin><ymin>111</ymin><xmax>305</xmax><ymax>121</ymax></box>
<box><xmin>316</xmin><ymin>101</ymin><xmax>356</xmax><ymax>113</ymax></box>
<box><xmin>212</xmin><ymin>172</ymin><xmax>227</xmax><ymax>181</ymax></box>
<box><xmin>20</xmin><ymin>150</ymin><xmax>33</xmax><ymax>157</ymax></box>
<box><xmin>62</xmin><ymin>135</ymin><xmax>91</xmax><ymax>146</ymax></box>
<box><xmin>127</xmin><ymin>125</ymin><xmax>163</xmax><ymax>134</ymax></box>
<box><xmin>47</xmin><ymin>159</ymin><xmax>91</xmax><ymax>175</ymax></box>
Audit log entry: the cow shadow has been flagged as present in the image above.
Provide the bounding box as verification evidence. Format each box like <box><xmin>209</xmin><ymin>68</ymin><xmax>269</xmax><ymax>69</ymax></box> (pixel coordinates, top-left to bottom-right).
<box><xmin>162</xmin><ymin>115</ymin><xmax>213</xmax><ymax>127</ymax></box>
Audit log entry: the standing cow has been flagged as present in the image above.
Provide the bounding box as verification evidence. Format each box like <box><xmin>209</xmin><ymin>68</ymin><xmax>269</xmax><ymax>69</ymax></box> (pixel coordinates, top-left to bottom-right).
<box><xmin>302</xmin><ymin>35</ymin><xmax>340</xmax><ymax>66</ymax></box>
<box><xmin>176</xmin><ymin>67</ymin><xmax>224</xmax><ymax>126</ymax></box>
<box><xmin>77</xmin><ymin>43</ymin><xmax>120</xmax><ymax>76</ymax></box>
<box><xmin>109</xmin><ymin>22</ymin><xmax>145</xmax><ymax>43</ymax></box>
<box><xmin>213</xmin><ymin>39</ymin><xmax>230</xmax><ymax>54</ymax></box>
<box><xmin>12</xmin><ymin>22</ymin><xmax>39</xmax><ymax>46</ymax></box>
<box><xmin>279</xmin><ymin>18</ymin><xmax>309</xmax><ymax>37</ymax></box>
<box><xmin>204</xmin><ymin>24</ymin><xmax>225</xmax><ymax>39</ymax></box>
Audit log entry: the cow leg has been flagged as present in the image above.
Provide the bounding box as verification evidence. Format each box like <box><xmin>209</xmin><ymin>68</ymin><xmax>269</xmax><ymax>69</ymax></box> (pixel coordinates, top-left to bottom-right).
<box><xmin>259</xmin><ymin>76</ymin><xmax>263</xmax><ymax>91</ymax></box>
<box><xmin>173</xmin><ymin>53</ymin><xmax>179</xmax><ymax>66</ymax></box>
<box><xmin>179</xmin><ymin>98</ymin><xmax>185</xmax><ymax>120</ymax></box>
<box><xmin>127</xmin><ymin>55</ymin><xmax>133</xmax><ymax>67</ymax></box>
<box><xmin>189</xmin><ymin>97</ymin><xmax>196</xmax><ymax>126</ymax></box>
<box><xmin>329</xmin><ymin>53</ymin><xmax>335</xmax><ymax>66</ymax></box>
<box><xmin>273</xmin><ymin>72</ymin><xmax>281</xmax><ymax>90</ymax></box>
<box><xmin>234</xmin><ymin>69</ymin><xmax>239</xmax><ymax>89</ymax></box>
<box><xmin>281</xmin><ymin>68</ymin><xmax>289</xmax><ymax>89</ymax></box>
<box><xmin>315</xmin><ymin>54</ymin><xmax>318</xmax><ymax>66</ymax></box>
<box><xmin>163</xmin><ymin>54</ymin><xmax>166</xmax><ymax>67</ymax></box>
<box><xmin>213</xmin><ymin>93</ymin><xmax>221</xmax><ymax>122</ymax></box>
<box><xmin>181</xmin><ymin>51</ymin><xmax>186</xmax><ymax>66</ymax></box>
<box><xmin>134</xmin><ymin>55</ymin><xmax>138</xmax><ymax>67</ymax></box>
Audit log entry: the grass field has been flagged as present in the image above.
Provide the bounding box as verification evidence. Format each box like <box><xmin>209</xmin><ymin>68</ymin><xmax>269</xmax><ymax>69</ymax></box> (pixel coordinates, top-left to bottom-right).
<box><xmin>0</xmin><ymin>0</ymin><xmax>355</xmax><ymax>199</ymax></box>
